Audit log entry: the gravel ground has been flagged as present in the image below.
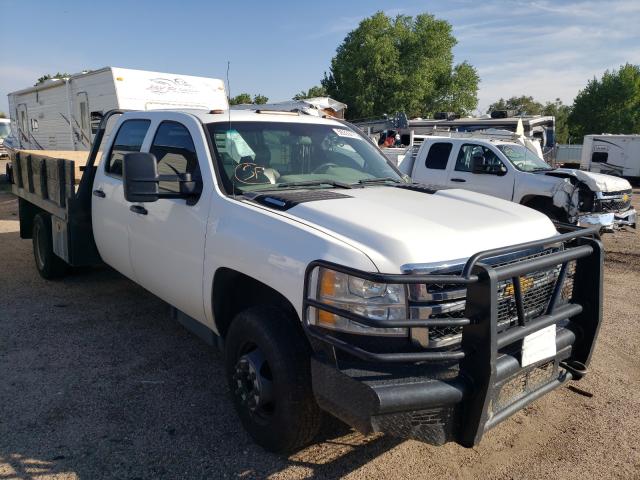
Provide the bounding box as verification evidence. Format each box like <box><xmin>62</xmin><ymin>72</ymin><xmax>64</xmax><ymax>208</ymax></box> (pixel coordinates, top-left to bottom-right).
<box><xmin>0</xmin><ymin>185</ymin><xmax>639</xmax><ymax>480</ymax></box>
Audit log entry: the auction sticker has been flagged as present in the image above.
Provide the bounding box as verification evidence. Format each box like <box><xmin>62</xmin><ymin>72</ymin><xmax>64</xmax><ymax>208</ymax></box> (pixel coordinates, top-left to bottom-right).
<box><xmin>333</xmin><ymin>128</ymin><xmax>362</xmax><ymax>139</ymax></box>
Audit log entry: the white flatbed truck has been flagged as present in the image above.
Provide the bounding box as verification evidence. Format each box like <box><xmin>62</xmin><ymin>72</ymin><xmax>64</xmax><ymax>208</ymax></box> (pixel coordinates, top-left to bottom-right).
<box><xmin>10</xmin><ymin>107</ymin><xmax>603</xmax><ymax>452</ymax></box>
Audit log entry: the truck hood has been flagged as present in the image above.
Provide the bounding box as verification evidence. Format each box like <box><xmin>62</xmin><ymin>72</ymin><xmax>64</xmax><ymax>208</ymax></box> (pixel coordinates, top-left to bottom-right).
<box><xmin>547</xmin><ymin>168</ymin><xmax>631</xmax><ymax>192</ymax></box>
<box><xmin>280</xmin><ymin>186</ymin><xmax>557</xmax><ymax>273</ymax></box>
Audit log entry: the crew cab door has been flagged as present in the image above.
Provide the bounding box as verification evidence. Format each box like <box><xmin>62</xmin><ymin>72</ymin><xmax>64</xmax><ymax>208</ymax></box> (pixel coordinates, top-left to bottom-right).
<box><xmin>92</xmin><ymin>119</ymin><xmax>151</xmax><ymax>280</ymax></box>
<box><xmin>127</xmin><ymin>116</ymin><xmax>211</xmax><ymax>321</ymax></box>
<box><xmin>446</xmin><ymin>143</ymin><xmax>515</xmax><ymax>200</ymax></box>
<box><xmin>410</xmin><ymin>141</ymin><xmax>454</xmax><ymax>186</ymax></box>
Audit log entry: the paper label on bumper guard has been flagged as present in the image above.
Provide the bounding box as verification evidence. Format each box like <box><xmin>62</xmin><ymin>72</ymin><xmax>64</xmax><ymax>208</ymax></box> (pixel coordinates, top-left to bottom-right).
<box><xmin>521</xmin><ymin>325</ymin><xmax>556</xmax><ymax>367</ymax></box>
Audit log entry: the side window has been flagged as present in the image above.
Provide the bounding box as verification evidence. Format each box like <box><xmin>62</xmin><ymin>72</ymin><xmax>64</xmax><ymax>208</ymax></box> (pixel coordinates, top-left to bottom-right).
<box><xmin>425</xmin><ymin>142</ymin><xmax>452</xmax><ymax>170</ymax></box>
<box><xmin>106</xmin><ymin>119</ymin><xmax>151</xmax><ymax>176</ymax></box>
<box><xmin>592</xmin><ymin>151</ymin><xmax>608</xmax><ymax>163</ymax></box>
<box><xmin>455</xmin><ymin>144</ymin><xmax>505</xmax><ymax>172</ymax></box>
<box><xmin>149</xmin><ymin>121</ymin><xmax>199</xmax><ymax>193</ymax></box>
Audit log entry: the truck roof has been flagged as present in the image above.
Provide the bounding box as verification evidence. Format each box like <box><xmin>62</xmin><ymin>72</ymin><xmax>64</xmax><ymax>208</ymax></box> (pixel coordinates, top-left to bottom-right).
<box><xmin>418</xmin><ymin>134</ymin><xmax>520</xmax><ymax>147</ymax></box>
<box><xmin>125</xmin><ymin>108</ymin><xmax>347</xmax><ymax>126</ymax></box>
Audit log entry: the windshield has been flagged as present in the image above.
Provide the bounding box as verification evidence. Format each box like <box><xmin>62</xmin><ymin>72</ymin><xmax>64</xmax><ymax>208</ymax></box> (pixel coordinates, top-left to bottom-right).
<box><xmin>206</xmin><ymin>121</ymin><xmax>403</xmax><ymax>193</ymax></box>
<box><xmin>497</xmin><ymin>144</ymin><xmax>553</xmax><ymax>172</ymax></box>
<box><xmin>0</xmin><ymin>123</ymin><xmax>10</xmax><ymax>139</ymax></box>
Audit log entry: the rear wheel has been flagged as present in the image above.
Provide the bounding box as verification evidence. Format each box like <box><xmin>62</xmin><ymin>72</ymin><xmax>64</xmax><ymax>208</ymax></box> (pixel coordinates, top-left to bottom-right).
<box><xmin>224</xmin><ymin>306</ymin><xmax>322</xmax><ymax>453</ymax></box>
<box><xmin>32</xmin><ymin>213</ymin><xmax>67</xmax><ymax>279</ymax></box>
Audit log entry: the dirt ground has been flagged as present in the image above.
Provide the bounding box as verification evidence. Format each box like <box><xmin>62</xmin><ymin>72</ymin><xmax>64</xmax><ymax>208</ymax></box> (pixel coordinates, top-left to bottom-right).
<box><xmin>0</xmin><ymin>180</ymin><xmax>639</xmax><ymax>480</ymax></box>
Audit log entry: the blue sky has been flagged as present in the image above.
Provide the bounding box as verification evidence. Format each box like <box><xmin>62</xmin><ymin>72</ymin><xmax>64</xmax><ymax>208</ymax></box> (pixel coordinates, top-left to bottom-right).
<box><xmin>2</xmin><ymin>0</ymin><xmax>639</xmax><ymax>116</ymax></box>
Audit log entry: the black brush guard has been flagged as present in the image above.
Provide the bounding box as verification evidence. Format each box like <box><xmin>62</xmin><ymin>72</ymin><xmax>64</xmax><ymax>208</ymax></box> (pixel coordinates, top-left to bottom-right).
<box><xmin>303</xmin><ymin>224</ymin><xmax>603</xmax><ymax>447</ymax></box>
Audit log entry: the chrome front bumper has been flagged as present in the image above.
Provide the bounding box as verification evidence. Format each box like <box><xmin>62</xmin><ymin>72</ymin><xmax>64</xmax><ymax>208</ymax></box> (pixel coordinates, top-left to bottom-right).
<box><xmin>578</xmin><ymin>208</ymin><xmax>637</xmax><ymax>231</ymax></box>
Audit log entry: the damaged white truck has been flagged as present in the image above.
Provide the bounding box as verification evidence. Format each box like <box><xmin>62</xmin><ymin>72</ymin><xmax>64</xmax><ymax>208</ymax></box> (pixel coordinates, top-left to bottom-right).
<box><xmin>400</xmin><ymin>136</ymin><xmax>636</xmax><ymax>231</ymax></box>
<box><xmin>10</xmin><ymin>107</ymin><xmax>603</xmax><ymax>453</ymax></box>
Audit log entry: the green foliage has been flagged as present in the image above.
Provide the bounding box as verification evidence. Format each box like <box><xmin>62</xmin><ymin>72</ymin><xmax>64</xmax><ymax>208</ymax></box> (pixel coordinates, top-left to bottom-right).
<box><xmin>487</xmin><ymin>96</ymin><xmax>544</xmax><ymax>115</ymax></box>
<box><xmin>229</xmin><ymin>93</ymin><xmax>269</xmax><ymax>105</ymax></box>
<box><xmin>568</xmin><ymin>63</ymin><xmax>640</xmax><ymax>139</ymax></box>
<box><xmin>0</xmin><ymin>111</ymin><xmax>6</xmax><ymax>119</ymax></box>
<box><xmin>35</xmin><ymin>72</ymin><xmax>71</xmax><ymax>85</ymax></box>
<box><xmin>293</xmin><ymin>85</ymin><xmax>327</xmax><ymax>100</ymax></box>
<box><xmin>322</xmin><ymin>11</ymin><xmax>478</xmax><ymax>120</ymax></box>
<box><xmin>253</xmin><ymin>94</ymin><xmax>269</xmax><ymax>105</ymax></box>
<box><xmin>229</xmin><ymin>93</ymin><xmax>253</xmax><ymax>105</ymax></box>
<box><xmin>542</xmin><ymin>98</ymin><xmax>571</xmax><ymax>144</ymax></box>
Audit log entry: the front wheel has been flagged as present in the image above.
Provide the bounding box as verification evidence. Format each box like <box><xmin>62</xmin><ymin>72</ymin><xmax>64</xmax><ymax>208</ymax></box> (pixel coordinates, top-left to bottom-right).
<box><xmin>32</xmin><ymin>213</ymin><xmax>67</xmax><ymax>279</ymax></box>
<box><xmin>224</xmin><ymin>306</ymin><xmax>322</xmax><ymax>453</ymax></box>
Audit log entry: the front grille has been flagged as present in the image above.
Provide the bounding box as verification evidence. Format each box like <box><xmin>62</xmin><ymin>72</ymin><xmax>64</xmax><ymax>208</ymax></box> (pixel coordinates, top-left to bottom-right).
<box><xmin>601</xmin><ymin>189</ymin><xmax>631</xmax><ymax>197</ymax></box>
<box><xmin>493</xmin><ymin>361</ymin><xmax>556</xmax><ymax>413</ymax></box>
<box><xmin>496</xmin><ymin>266</ymin><xmax>561</xmax><ymax>332</ymax></box>
<box><xmin>410</xmin><ymin>248</ymin><xmax>573</xmax><ymax>347</ymax></box>
<box><xmin>601</xmin><ymin>198</ymin><xmax>631</xmax><ymax>212</ymax></box>
<box><xmin>599</xmin><ymin>189</ymin><xmax>632</xmax><ymax>212</ymax></box>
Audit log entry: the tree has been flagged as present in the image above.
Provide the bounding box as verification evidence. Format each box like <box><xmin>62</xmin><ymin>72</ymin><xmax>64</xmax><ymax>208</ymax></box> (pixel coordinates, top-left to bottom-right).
<box><xmin>487</xmin><ymin>96</ymin><xmax>544</xmax><ymax>115</ymax></box>
<box><xmin>35</xmin><ymin>72</ymin><xmax>71</xmax><ymax>85</ymax></box>
<box><xmin>542</xmin><ymin>98</ymin><xmax>571</xmax><ymax>144</ymax></box>
<box><xmin>568</xmin><ymin>63</ymin><xmax>640</xmax><ymax>139</ymax></box>
<box><xmin>0</xmin><ymin>112</ymin><xmax>6</xmax><ymax>119</ymax></box>
<box><xmin>229</xmin><ymin>93</ymin><xmax>269</xmax><ymax>105</ymax></box>
<box><xmin>229</xmin><ymin>93</ymin><xmax>252</xmax><ymax>105</ymax></box>
<box><xmin>293</xmin><ymin>85</ymin><xmax>327</xmax><ymax>100</ymax></box>
<box><xmin>253</xmin><ymin>94</ymin><xmax>269</xmax><ymax>105</ymax></box>
<box><xmin>321</xmin><ymin>11</ymin><xmax>478</xmax><ymax>120</ymax></box>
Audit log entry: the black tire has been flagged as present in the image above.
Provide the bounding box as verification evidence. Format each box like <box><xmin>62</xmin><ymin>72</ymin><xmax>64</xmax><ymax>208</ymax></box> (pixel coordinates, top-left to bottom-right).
<box><xmin>32</xmin><ymin>213</ymin><xmax>67</xmax><ymax>279</ymax></box>
<box><xmin>224</xmin><ymin>306</ymin><xmax>322</xmax><ymax>453</ymax></box>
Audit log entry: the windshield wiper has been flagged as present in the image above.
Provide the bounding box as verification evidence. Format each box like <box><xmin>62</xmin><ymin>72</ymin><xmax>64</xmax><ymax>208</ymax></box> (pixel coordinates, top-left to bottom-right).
<box><xmin>356</xmin><ymin>177</ymin><xmax>403</xmax><ymax>185</ymax></box>
<box><xmin>274</xmin><ymin>180</ymin><xmax>354</xmax><ymax>189</ymax></box>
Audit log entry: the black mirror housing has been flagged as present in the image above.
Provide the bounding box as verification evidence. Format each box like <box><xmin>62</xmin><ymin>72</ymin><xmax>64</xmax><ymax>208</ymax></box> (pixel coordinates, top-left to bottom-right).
<box><xmin>123</xmin><ymin>152</ymin><xmax>160</xmax><ymax>203</ymax></box>
<box><xmin>471</xmin><ymin>155</ymin><xmax>489</xmax><ymax>174</ymax></box>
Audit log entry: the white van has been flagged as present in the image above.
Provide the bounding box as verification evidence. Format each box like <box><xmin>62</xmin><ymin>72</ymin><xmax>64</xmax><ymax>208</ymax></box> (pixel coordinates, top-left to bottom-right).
<box><xmin>580</xmin><ymin>134</ymin><xmax>640</xmax><ymax>180</ymax></box>
<box><xmin>6</xmin><ymin>67</ymin><xmax>227</xmax><ymax>151</ymax></box>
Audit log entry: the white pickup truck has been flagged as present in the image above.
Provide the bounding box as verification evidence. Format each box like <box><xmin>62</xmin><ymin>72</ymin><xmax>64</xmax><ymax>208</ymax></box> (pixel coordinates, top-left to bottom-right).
<box><xmin>399</xmin><ymin>136</ymin><xmax>636</xmax><ymax>231</ymax></box>
<box><xmin>10</xmin><ymin>108</ymin><xmax>603</xmax><ymax>453</ymax></box>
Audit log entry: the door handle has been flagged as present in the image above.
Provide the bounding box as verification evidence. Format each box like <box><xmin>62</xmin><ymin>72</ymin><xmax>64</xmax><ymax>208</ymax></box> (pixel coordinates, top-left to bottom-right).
<box><xmin>129</xmin><ymin>205</ymin><xmax>148</xmax><ymax>215</ymax></box>
<box><xmin>450</xmin><ymin>178</ymin><xmax>466</xmax><ymax>183</ymax></box>
<box><xmin>92</xmin><ymin>189</ymin><xmax>106</xmax><ymax>198</ymax></box>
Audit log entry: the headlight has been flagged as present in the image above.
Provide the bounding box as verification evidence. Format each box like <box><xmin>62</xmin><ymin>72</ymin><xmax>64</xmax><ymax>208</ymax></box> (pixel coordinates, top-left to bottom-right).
<box><xmin>307</xmin><ymin>267</ymin><xmax>407</xmax><ymax>336</ymax></box>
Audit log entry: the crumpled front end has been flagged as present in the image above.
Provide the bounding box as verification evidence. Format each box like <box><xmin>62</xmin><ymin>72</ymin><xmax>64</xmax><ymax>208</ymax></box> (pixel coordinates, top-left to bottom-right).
<box><xmin>545</xmin><ymin>170</ymin><xmax>636</xmax><ymax>231</ymax></box>
<box><xmin>578</xmin><ymin>190</ymin><xmax>636</xmax><ymax>231</ymax></box>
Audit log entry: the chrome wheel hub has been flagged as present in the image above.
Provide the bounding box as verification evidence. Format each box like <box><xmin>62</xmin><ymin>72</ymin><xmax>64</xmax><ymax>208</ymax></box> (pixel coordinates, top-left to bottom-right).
<box><xmin>233</xmin><ymin>348</ymin><xmax>273</xmax><ymax>413</ymax></box>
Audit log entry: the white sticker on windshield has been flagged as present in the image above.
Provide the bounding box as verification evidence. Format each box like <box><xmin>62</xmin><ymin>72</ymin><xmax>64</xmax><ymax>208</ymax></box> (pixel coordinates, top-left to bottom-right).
<box><xmin>226</xmin><ymin>129</ymin><xmax>256</xmax><ymax>163</ymax></box>
<box><xmin>332</xmin><ymin>128</ymin><xmax>362</xmax><ymax>140</ymax></box>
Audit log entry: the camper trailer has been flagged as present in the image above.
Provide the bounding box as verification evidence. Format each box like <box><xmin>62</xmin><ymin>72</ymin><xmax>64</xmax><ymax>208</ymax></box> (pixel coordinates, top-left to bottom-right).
<box><xmin>580</xmin><ymin>134</ymin><xmax>640</xmax><ymax>180</ymax></box>
<box><xmin>6</xmin><ymin>67</ymin><xmax>227</xmax><ymax>151</ymax></box>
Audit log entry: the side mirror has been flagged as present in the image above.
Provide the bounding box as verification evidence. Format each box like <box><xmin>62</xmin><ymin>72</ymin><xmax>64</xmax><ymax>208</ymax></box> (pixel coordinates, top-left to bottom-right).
<box><xmin>123</xmin><ymin>152</ymin><xmax>159</xmax><ymax>203</ymax></box>
<box><xmin>472</xmin><ymin>155</ymin><xmax>507</xmax><ymax>176</ymax></box>
<box><xmin>472</xmin><ymin>154</ymin><xmax>489</xmax><ymax>174</ymax></box>
<box><xmin>123</xmin><ymin>152</ymin><xmax>201</xmax><ymax>203</ymax></box>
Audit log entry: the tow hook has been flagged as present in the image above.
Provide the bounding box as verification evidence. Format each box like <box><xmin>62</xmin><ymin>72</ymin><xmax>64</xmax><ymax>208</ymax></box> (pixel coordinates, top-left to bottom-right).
<box><xmin>561</xmin><ymin>360</ymin><xmax>588</xmax><ymax>379</ymax></box>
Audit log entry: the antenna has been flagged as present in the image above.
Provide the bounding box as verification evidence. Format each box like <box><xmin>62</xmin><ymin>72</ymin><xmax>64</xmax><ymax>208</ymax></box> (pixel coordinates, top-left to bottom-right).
<box><xmin>226</xmin><ymin>61</ymin><xmax>232</xmax><ymax>131</ymax></box>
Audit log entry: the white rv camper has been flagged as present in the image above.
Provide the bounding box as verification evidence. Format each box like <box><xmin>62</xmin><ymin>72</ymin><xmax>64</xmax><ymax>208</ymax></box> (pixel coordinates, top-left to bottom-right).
<box><xmin>7</xmin><ymin>67</ymin><xmax>228</xmax><ymax>151</ymax></box>
<box><xmin>580</xmin><ymin>134</ymin><xmax>640</xmax><ymax>180</ymax></box>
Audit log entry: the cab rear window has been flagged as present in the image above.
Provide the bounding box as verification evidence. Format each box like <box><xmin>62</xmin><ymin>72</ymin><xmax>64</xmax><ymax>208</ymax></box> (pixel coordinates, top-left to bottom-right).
<box><xmin>106</xmin><ymin>120</ymin><xmax>151</xmax><ymax>176</ymax></box>
<box><xmin>425</xmin><ymin>142</ymin><xmax>452</xmax><ymax>170</ymax></box>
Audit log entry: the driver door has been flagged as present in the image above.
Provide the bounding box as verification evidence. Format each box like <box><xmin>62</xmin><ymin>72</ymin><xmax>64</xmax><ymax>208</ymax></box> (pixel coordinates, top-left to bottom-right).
<box><xmin>127</xmin><ymin>117</ymin><xmax>211</xmax><ymax>322</ymax></box>
<box><xmin>446</xmin><ymin>143</ymin><xmax>514</xmax><ymax>200</ymax></box>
